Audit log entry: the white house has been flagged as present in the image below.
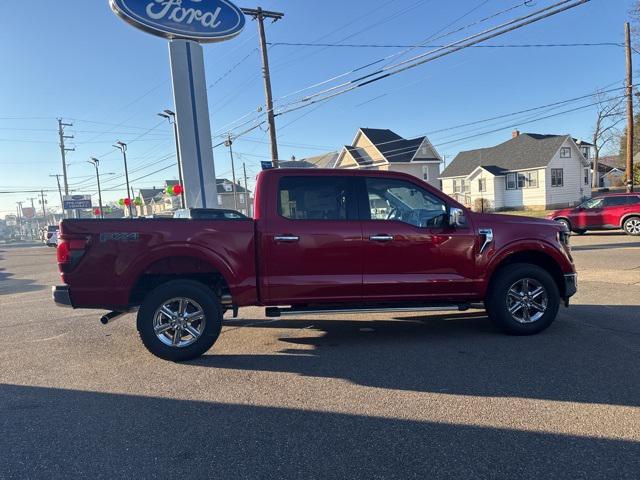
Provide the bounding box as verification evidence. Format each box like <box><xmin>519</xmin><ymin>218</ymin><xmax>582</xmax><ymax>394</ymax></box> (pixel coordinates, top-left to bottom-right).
<box><xmin>334</xmin><ymin>128</ymin><xmax>443</xmax><ymax>189</ymax></box>
<box><xmin>440</xmin><ymin>131</ymin><xmax>592</xmax><ymax>210</ymax></box>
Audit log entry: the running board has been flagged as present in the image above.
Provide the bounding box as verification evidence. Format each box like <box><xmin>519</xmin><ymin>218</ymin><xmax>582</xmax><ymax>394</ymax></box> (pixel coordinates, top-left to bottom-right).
<box><xmin>265</xmin><ymin>303</ymin><xmax>472</xmax><ymax>318</ymax></box>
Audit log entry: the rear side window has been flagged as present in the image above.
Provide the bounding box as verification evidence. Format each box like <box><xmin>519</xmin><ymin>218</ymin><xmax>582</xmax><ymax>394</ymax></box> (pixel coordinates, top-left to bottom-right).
<box><xmin>278</xmin><ymin>177</ymin><xmax>354</xmax><ymax>220</ymax></box>
<box><xmin>604</xmin><ymin>196</ymin><xmax>635</xmax><ymax>207</ymax></box>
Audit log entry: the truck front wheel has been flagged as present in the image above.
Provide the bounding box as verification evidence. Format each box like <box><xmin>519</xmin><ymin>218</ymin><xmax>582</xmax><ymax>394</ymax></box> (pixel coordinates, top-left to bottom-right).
<box><xmin>137</xmin><ymin>280</ymin><xmax>223</xmax><ymax>361</ymax></box>
<box><xmin>486</xmin><ymin>264</ymin><xmax>560</xmax><ymax>335</ymax></box>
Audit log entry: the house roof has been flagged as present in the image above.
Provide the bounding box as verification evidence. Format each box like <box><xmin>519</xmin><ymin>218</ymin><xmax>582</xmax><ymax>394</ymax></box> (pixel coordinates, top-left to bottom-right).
<box><xmin>441</xmin><ymin>133</ymin><xmax>570</xmax><ymax>178</ymax></box>
<box><xmin>359</xmin><ymin>128</ymin><xmax>439</xmax><ymax>163</ymax></box>
<box><xmin>139</xmin><ymin>188</ymin><xmax>165</xmax><ymax>203</ymax></box>
<box><xmin>216</xmin><ymin>179</ymin><xmax>249</xmax><ymax>194</ymax></box>
<box><xmin>599</xmin><ymin>155</ymin><xmax>626</xmax><ymax>170</ymax></box>
<box><xmin>279</xmin><ymin>152</ymin><xmax>340</xmax><ymax>169</ymax></box>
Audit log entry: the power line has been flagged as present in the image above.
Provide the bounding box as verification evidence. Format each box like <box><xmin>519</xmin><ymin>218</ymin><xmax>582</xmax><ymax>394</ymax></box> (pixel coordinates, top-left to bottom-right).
<box><xmin>268</xmin><ymin>41</ymin><xmax>623</xmax><ymax>49</ymax></box>
<box><xmin>272</xmin><ymin>0</ymin><xmax>592</xmax><ymax>118</ymax></box>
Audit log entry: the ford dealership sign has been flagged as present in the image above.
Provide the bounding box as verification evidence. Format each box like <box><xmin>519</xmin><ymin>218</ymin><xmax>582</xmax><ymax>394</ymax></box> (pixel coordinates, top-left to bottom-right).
<box><xmin>110</xmin><ymin>0</ymin><xmax>246</xmax><ymax>42</ymax></box>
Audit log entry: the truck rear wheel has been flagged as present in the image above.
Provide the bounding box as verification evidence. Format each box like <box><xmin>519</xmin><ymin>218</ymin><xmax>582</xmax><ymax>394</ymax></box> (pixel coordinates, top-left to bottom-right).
<box><xmin>486</xmin><ymin>264</ymin><xmax>560</xmax><ymax>335</ymax></box>
<box><xmin>137</xmin><ymin>280</ymin><xmax>223</xmax><ymax>361</ymax></box>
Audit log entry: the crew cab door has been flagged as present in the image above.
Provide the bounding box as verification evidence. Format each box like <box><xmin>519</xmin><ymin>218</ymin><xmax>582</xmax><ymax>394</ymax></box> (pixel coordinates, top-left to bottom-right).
<box><xmin>261</xmin><ymin>175</ymin><xmax>363</xmax><ymax>304</ymax></box>
<box><xmin>358</xmin><ymin>177</ymin><xmax>477</xmax><ymax>300</ymax></box>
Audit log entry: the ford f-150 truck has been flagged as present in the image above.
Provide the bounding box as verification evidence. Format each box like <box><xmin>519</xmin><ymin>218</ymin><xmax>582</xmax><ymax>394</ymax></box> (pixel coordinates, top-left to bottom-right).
<box><xmin>53</xmin><ymin>169</ymin><xmax>577</xmax><ymax>361</ymax></box>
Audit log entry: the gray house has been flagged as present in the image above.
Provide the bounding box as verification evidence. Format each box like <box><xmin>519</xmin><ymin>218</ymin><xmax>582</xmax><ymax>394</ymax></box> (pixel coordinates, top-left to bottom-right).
<box><xmin>335</xmin><ymin>128</ymin><xmax>443</xmax><ymax>189</ymax></box>
<box><xmin>216</xmin><ymin>179</ymin><xmax>253</xmax><ymax>217</ymax></box>
<box><xmin>441</xmin><ymin>131</ymin><xmax>592</xmax><ymax>210</ymax></box>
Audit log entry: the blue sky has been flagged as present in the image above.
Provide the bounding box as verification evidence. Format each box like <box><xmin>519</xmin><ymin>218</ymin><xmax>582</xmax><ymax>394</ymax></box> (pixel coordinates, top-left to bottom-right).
<box><xmin>0</xmin><ymin>0</ymin><xmax>634</xmax><ymax>216</ymax></box>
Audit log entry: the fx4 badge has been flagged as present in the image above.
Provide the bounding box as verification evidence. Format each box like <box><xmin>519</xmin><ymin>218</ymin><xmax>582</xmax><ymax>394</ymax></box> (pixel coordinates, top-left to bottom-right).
<box><xmin>100</xmin><ymin>232</ymin><xmax>140</xmax><ymax>243</ymax></box>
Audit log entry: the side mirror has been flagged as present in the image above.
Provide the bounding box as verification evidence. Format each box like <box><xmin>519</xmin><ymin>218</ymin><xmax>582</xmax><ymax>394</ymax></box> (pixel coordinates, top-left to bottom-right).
<box><xmin>449</xmin><ymin>207</ymin><xmax>467</xmax><ymax>228</ymax></box>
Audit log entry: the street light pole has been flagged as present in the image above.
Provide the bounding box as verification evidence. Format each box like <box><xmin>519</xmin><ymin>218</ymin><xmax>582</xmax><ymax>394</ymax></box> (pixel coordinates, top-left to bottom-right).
<box><xmin>88</xmin><ymin>158</ymin><xmax>104</xmax><ymax>219</ymax></box>
<box><xmin>225</xmin><ymin>133</ymin><xmax>239</xmax><ymax>211</ymax></box>
<box><xmin>158</xmin><ymin>110</ymin><xmax>185</xmax><ymax>208</ymax></box>
<box><xmin>113</xmin><ymin>141</ymin><xmax>133</xmax><ymax>217</ymax></box>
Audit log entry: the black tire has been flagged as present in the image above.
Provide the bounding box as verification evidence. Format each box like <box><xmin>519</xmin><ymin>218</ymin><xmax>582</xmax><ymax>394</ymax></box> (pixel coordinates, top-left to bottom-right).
<box><xmin>623</xmin><ymin>216</ymin><xmax>640</xmax><ymax>236</ymax></box>
<box><xmin>137</xmin><ymin>280</ymin><xmax>223</xmax><ymax>361</ymax></box>
<box><xmin>485</xmin><ymin>263</ymin><xmax>560</xmax><ymax>335</ymax></box>
<box><xmin>554</xmin><ymin>218</ymin><xmax>571</xmax><ymax>232</ymax></box>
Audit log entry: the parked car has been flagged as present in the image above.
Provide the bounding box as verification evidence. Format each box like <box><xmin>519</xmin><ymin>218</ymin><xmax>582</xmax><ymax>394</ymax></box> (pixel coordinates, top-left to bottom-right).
<box><xmin>44</xmin><ymin>225</ymin><xmax>59</xmax><ymax>244</ymax></box>
<box><xmin>53</xmin><ymin>169</ymin><xmax>576</xmax><ymax>361</ymax></box>
<box><xmin>548</xmin><ymin>193</ymin><xmax>640</xmax><ymax>236</ymax></box>
<box><xmin>46</xmin><ymin>230</ymin><xmax>59</xmax><ymax>247</ymax></box>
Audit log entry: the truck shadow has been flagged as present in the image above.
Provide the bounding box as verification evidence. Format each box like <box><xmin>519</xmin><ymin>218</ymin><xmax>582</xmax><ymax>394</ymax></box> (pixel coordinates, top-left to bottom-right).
<box><xmin>0</xmin><ymin>266</ymin><xmax>45</xmax><ymax>296</ymax></box>
<box><xmin>1</xmin><ymin>384</ymin><xmax>637</xmax><ymax>479</ymax></box>
<box><xmin>194</xmin><ymin>305</ymin><xmax>640</xmax><ymax>407</ymax></box>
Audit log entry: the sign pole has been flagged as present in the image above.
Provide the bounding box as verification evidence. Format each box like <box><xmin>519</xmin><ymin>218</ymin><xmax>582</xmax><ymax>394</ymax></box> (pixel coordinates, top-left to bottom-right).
<box><xmin>169</xmin><ymin>39</ymin><xmax>218</xmax><ymax>208</ymax></box>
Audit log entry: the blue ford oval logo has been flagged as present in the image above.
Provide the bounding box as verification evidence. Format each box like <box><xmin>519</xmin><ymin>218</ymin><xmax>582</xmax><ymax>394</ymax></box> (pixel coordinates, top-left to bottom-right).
<box><xmin>110</xmin><ymin>0</ymin><xmax>246</xmax><ymax>43</ymax></box>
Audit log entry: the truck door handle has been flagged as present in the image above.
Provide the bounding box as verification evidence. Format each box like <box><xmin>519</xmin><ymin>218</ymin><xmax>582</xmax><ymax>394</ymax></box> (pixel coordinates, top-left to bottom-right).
<box><xmin>274</xmin><ymin>235</ymin><xmax>300</xmax><ymax>243</ymax></box>
<box><xmin>370</xmin><ymin>234</ymin><xmax>394</xmax><ymax>242</ymax></box>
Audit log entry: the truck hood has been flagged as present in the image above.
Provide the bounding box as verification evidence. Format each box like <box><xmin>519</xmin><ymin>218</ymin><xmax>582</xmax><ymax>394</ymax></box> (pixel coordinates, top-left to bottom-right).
<box><xmin>469</xmin><ymin>212</ymin><xmax>564</xmax><ymax>231</ymax></box>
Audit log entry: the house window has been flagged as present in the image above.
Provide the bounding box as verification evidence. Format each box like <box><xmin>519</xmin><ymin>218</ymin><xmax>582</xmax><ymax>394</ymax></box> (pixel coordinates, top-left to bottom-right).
<box><xmin>422</xmin><ymin>166</ymin><xmax>429</xmax><ymax>181</ymax></box>
<box><xmin>524</xmin><ymin>171</ymin><xmax>538</xmax><ymax>188</ymax></box>
<box><xmin>461</xmin><ymin>180</ymin><xmax>469</xmax><ymax>192</ymax></box>
<box><xmin>506</xmin><ymin>173</ymin><xmax>517</xmax><ymax>190</ymax></box>
<box><xmin>478</xmin><ymin>178</ymin><xmax>487</xmax><ymax>192</ymax></box>
<box><xmin>453</xmin><ymin>179</ymin><xmax>461</xmax><ymax>193</ymax></box>
<box><xmin>517</xmin><ymin>173</ymin><xmax>526</xmax><ymax>189</ymax></box>
<box><xmin>584</xmin><ymin>168</ymin><xmax>589</xmax><ymax>185</ymax></box>
<box><xmin>223</xmin><ymin>183</ymin><xmax>233</xmax><ymax>192</ymax></box>
<box><xmin>217</xmin><ymin>195</ymin><xmax>223</xmax><ymax>205</ymax></box>
<box><xmin>581</xmin><ymin>147</ymin><xmax>590</xmax><ymax>159</ymax></box>
<box><xmin>560</xmin><ymin>147</ymin><xmax>571</xmax><ymax>158</ymax></box>
<box><xmin>551</xmin><ymin>168</ymin><xmax>564</xmax><ymax>187</ymax></box>
<box><xmin>239</xmin><ymin>194</ymin><xmax>245</xmax><ymax>204</ymax></box>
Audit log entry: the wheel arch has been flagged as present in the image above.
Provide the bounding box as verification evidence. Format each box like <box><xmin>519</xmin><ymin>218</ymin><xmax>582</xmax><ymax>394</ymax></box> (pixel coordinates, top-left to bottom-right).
<box><xmin>620</xmin><ymin>213</ymin><xmax>640</xmax><ymax>228</ymax></box>
<box><xmin>485</xmin><ymin>248</ymin><xmax>568</xmax><ymax>299</ymax></box>
<box><xmin>127</xmin><ymin>248</ymin><xmax>235</xmax><ymax>307</ymax></box>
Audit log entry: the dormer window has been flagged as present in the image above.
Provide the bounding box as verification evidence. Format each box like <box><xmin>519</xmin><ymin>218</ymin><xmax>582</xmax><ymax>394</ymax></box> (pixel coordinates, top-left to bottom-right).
<box><xmin>560</xmin><ymin>147</ymin><xmax>571</xmax><ymax>158</ymax></box>
<box><xmin>581</xmin><ymin>147</ymin><xmax>590</xmax><ymax>159</ymax></box>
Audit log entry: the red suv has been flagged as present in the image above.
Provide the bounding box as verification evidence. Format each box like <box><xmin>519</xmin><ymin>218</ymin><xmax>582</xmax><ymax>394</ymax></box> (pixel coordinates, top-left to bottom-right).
<box><xmin>548</xmin><ymin>193</ymin><xmax>640</xmax><ymax>236</ymax></box>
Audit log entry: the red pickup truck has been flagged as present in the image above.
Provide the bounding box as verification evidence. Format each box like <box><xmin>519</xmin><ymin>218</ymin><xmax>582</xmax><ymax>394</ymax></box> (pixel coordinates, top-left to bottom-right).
<box><xmin>53</xmin><ymin>169</ymin><xmax>577</xmax><ymax>361</ymax></box>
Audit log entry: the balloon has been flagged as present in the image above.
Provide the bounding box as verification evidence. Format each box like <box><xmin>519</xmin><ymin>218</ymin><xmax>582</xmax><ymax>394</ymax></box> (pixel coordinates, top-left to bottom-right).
<box><xmin>118</xmin><ymin>199</ymin><xmax>125</xmax><ymax>206</ymax></box>
<box><xmin>94</xmin><ymin>209</ymin><xmax>101</xmax><ymax>216</ymax></box>
<box><xmin>173</xmin><ymin>184</ymin><xmax>183</xmax><ymax>196</ymax></box>
<box><xmin>166</xmin><ymin>185</ymin><xmax>175</xmax><ymax>196</ymax></box>
<box><xmin>124</xmin><ymin>198</ymin><xmax>132</xmax><ymax>207</ymax></box>
<box><xmin>134</xmin><ymin>197</ymin><xmax>143</xmax><ymax>206</ymax></box>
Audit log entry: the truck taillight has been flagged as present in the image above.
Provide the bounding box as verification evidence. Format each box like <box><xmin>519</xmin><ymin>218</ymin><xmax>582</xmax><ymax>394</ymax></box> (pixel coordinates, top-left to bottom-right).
<box><xmin>57</xmin><ymin>237</ymin><xmax>89</xmax><ymax>269</ymax></box>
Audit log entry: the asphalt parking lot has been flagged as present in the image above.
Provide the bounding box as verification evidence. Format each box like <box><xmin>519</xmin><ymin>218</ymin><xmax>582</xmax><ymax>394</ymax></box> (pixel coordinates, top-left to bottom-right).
<box><xmin>1</xmin><ymin>232</ymin><xmax>639</xmax><ymax>479</ymax></box>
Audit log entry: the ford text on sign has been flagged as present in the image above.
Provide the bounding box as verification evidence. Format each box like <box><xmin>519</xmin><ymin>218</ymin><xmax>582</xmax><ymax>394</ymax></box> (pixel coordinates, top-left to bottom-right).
<box><xmin>110</xmin><ymin>0</ymin><xmax>245</xmax><ymax>42</ymax></box>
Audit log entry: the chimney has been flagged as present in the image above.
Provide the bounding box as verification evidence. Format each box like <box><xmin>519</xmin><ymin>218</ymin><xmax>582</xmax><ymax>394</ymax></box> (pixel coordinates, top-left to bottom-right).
<box><xmin>512</xmin><ymin>129</ymin><xmax>520</xmax><ymax>139</ymax></box>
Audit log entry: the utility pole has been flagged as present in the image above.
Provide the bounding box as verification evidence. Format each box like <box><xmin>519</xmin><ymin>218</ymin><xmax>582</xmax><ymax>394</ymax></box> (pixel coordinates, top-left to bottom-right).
<box><xmin>39</xmin><ymin>190</ymin><xmax>47</xmax><ymax>218</ymax></box>
<box><xmin>88</xmin><ymin>158</ymin><xmax>104</xmax><ymax>219</ymax></box>
<box><xmin>225</xmin><ymin>133</ymin><xmax>239</xmax><ymax>211</ymax></box>
<box><xmin>158</xmin><ymin>110</ymin><xmax>185</xmax><ymax>208</ymax></box>
<box><xmin>243</xmin><ymin>162</ymin><xmax>250</xmax><ymax>217</ymax></box>
<box><xmin>50</xmin><ymin>174</ymin><xmax>65</xmax><ymax>212</ymax></box>
<box><xmin>241</xmin><ymin>7</ymin><xmax>284</xmax><ymax>168</ymax></box>
<box><xmin>57</xmin><ymin>119</ymin><xmax>74</xmax><ymax>216</ymax></box>
<box><xmin>625</xmin><ymin>22</ymin><xmax>635</xmax><ymax>193</ymax></box>
<box><xmin>113</xmin><ymin>141</ymin><xmax>134</xmax><ymax>217</ymax></box>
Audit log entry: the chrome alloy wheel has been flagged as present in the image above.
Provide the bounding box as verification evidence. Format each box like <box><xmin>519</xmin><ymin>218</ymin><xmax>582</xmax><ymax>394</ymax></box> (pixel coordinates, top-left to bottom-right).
<box><xmin>506</xmin><ymin>278</ymin><xmax>548</xmax><ymax>324</ymax></box>
<box><xmin>625</xmin><ymin>218</ymin><xmax>640</xmax><ymax>235</ymax></box>
<box><xmin>153</xmin><ymin>297</ymin><xmax>206</xmax><ymax>348</ymax></box>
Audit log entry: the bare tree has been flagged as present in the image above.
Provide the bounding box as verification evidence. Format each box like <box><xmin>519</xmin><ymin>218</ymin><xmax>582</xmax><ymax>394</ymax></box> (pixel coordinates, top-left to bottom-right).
<box><xmin>592</xmin><ymin>90</ymin><xmax>625</xmax><ymax>188</ymax></box>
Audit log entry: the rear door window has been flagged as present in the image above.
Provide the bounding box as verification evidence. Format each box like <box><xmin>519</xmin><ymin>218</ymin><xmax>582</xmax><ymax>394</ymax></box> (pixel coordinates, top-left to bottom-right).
<box><xmin>278</xmin><ymin>176</ymin><xmax>356</xmax><ymax>220</ymax></box>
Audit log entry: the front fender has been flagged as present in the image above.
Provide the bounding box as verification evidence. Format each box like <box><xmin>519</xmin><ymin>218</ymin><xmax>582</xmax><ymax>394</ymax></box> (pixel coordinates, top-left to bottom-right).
<box><xmin>477</xmin><ymin>238</ymin><xmax>574</xmax><ymax>297</ymax></box>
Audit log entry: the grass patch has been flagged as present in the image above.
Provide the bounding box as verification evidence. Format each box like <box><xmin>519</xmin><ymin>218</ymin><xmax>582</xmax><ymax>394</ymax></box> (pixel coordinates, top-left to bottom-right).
<box><xmin>496</xmin><ymin>209</ymin><xmax>552</xmax><ymax>219</ymax></box>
